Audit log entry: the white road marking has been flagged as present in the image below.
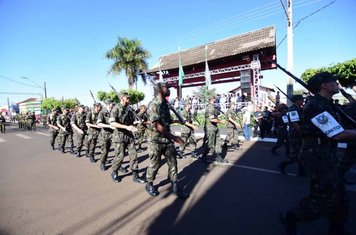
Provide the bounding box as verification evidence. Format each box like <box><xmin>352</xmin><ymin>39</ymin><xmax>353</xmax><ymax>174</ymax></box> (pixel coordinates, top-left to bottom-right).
<box><xmin>15</xmin><ymin>134</ymin><xmax>33</xmax><ymax>139</ymax></box>
<box><xmin>0</xmin><ymin>137</ymin><xmax>6</xmax><ymax>143</ymax></box>
<box><xmin>36</xmin><ymin>132</ymin><xmax>50</xmax><ymax>137</ymax></box>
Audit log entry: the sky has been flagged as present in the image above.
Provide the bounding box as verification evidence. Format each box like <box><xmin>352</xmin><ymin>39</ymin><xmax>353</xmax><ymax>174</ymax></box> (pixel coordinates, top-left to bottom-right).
<box><xmin>1</xmin><ymin>0</ymin><xmax>355</xmax><ymax>108</ymax></box>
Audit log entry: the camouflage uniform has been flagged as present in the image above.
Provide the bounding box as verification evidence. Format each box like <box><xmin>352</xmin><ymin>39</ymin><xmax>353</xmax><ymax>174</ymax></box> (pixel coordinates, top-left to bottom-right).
<box><xmin>339</xmin><ymin>102</ymin><xmax>356</xmax><ymax>175</ymax></box>
<box><xmin>57</xmin><ymin>110</ymin><xmax>74</xmax><ymax>153</ymax></box>
<box><xmin>97</xmin><ymin>106</ymin><xmax>113</xmax><ymax>166</ymax></box>
<box><xmin>284</xmin><ymin>94</ymin><xmax>349</xmax><ymax>231</ymax></box>
<box><xmin>0</xmin><ymin>115</ymin><xmax>6</xmax><ymax>133</ymax></box>
<box><xmin>47</xmin><ymin>111</ymin><xmax>59</xmax><ymax>149</ymax></box>
<box><xmin>136</xmin><ymin>110</ymin><xmax>148</xmax><ymax>149</ymax></box>
<box><xmin>86</xmin><ymin>109</ymin><xmax>101</xmax><ymax>162</ymax></box>
<box><xmin>179</xmin><ymin>108</ymin><xmax>197</xmax><ymax>157</ymax></box>
<box><xmin>271</xmin><ymin>107</ymin><xmax>290</xmax><ymax>155</ymax></box>
<box><xmin>201</xmin><ymin>103</ymin><xmax>224</xmax><ymax>162</ymax></box>
<box><xmin>71</xmin><ymin>109</ymin><xmax>87</xmax><ymax>156</ymax></box>
<box><xmin>109</xmin><ymin>103</ymin><xmax>139</xmax><ymax>172</ymax></box>
<box><xmin>278</xmin><ymin>102</ymin><xmax>305</xmax><ymax>175</ymax></box>
<box><xmin>224</xmin><ymin>106</ymin><xmax>240</xmax><ymax>148</ymax></box>
<box><xmin>145</xmin><ymin>97</ymin><xmax>178</xmax><ymax>183</ymax></box>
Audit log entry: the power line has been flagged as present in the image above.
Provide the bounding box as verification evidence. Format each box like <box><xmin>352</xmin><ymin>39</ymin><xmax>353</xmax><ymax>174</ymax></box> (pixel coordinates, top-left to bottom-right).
<box><xmin>0</xmin><ymin>75</ymin><xmax>39</xmax><ymax>88</ymax></box>
<box><xmin>277</xmin><ymin>0</ymin><xmax>336</xmax><ymax>48</ymax></box>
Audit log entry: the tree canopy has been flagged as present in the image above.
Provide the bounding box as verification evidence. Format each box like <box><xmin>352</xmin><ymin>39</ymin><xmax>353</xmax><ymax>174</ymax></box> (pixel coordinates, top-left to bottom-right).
<box><xmin>97</xmin><ymin>89</ymin><xmax>145</xmax><ymax>105</ymax></box>
<box><xmin>301</xmin><ymin>58</ymin><xmax>356</xmax><ymax>89</ymax></box>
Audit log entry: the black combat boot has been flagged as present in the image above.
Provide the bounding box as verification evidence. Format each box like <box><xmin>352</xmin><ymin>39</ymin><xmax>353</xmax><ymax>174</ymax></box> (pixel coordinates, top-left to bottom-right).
<box><xmin>177</xmin><ymin>150</ymin><xmax>185</xmax><ymax>159</ymax></box>
<box><xmin>70</xmin><ymin>147</ymin><xmax>75</xmax><ymax>155</ymax></box>
<box><xmin>145</xmin><ymin>182</ymin><xmax>159</xmax><ymax>197</ymax></box>
<box><xmin>132</xmin><ymin>170</ymin><xmax>146</xmax><ymax>184</ymax></box>
<box><xmin>171</xmin><ymin>181</ymin><xmax>189</xmax><ymax>199</ymax></box>
<box><xmin>50</xmin><ymin>145</ymin><xmax>55</xmax><ymax>151</ymax></box>
<box><xmin>89</xmin><ymin>154</ymin><xmax>95</xmax><ymax>163</ymax></box>
<box><xmin>199</xmin><ymin>154</ymin><xmax>208</xmax><ymax>163</ymax></box>
<box><xmin>277</xmin><ymin>162</ymin><xmax>286</xmax><ymax>175</ymax></box>
<box><xmin>191</xmin><ymin>151</ymin><xmax>197</xmax><ymax>158</ymax></box>
<box><xmin>61</xmin><ymin>147</ymin><xmax>65</xmax><ymax>154</ymax></box>
<box><xmin>76</xmin><ymin>147</ymin><xmax>81</xmax><ymax>158</ymax></box>
<box><xmin>215</xmin><ymin>156</ymin><xmax>229</xmax><ymax>164</ymax></box>
<box><xmin>100</xmin><ymin>162</ymin><xmax>106</xmax><ymax>171</ymax></box>
<box><xmin>118</xmin><ymin>166</ymin><xmax>128</xmax><ymax>173</ymax></box>
<box><xmin>279</xmin><ymin>211</ymin><xmax>299</xmax><ymax>235</ymax></box>
<box><xmin>85</xmin><ymin>150</ymin><xmax>89</xmax><ymax>158</ymax></box>
<box><xmin>111</xmin><ymin>171</ymin><xmax>121</xmax><ymax>183</ymax></box>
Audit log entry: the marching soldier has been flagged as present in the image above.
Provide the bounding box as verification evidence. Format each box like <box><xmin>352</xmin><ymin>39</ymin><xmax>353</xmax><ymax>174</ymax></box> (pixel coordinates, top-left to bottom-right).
<box><xmin>223</xmin><ymin>102</ymin><xmax>241</xmax><ymax>150</ymax></box>
<box><xmin>47</xmin><ymin>108</ymin><xmax>59</xmax><ymax>150</ymax></box>
<box><xmin>109</xmin><ymin>92</ymin><xmax>145</xmax><ymax>184</ymax></box>
<box><xmin>97</xmin><ymin>100</ymin><xmax>115</xmax><ymax>171</ymax></box>
<box><xmin>200</xmin><ymin>94</ymin><xmax>228</xmax><ymax>164</ymax></box>
<box><xmin>277</xmin><ymin>95</ymin><xmax>305</xmax><ymax>175</ymax></box>
<box><xmin>280</xmin><ymin>72</ymin><xmax>356</xmax><ymax>235</ymax></box>
<box><xmin>178</xmin><ymin>102</ymin><xmax>198</xmax><ymax>158</ymax></box>
<box><xmin>145</xmin><ymin>81</ymin><xmax>189</xmax><ymax>199</ymax></box>
<box><xmin>136</xmin><ymin>105</ymin><xmax>149</xmax><ymax>152</ymax></box>
<box><xmin>85</xmin><ymin>103</ymin><xmax>102</xmax><ymax>163</ymax></box>
<box><xmin>57</xmin><ymin>107</ymin><xmax>75</xmax><ymax>154</ymax></box>
<box><xmin>71</xmin><ymin>105</ymin><xmax>88</xmax><ymax>157</ymax></box>
<box><xmin>0</xmin><ymin>114</ymin><xmax>6</xmax><ymax>134</ymax></box>
<box><xmin>270</xmin><ymin>104</ymin><xmax>290</xmax><ymax>155</ymax></box>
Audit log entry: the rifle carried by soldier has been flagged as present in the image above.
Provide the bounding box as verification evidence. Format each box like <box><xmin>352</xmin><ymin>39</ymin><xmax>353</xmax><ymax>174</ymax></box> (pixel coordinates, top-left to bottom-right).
<box><xmin>272</xmin><ymin>62</ymin><xmax>356</xmax><ymax>128</ymax></box>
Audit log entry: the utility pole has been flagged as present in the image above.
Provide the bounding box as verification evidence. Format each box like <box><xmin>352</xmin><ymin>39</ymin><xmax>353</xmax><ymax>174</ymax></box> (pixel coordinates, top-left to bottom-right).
<box><xmin>286</xmin><ymin>0</ymin><xmax>294</xmax><ymax>106</ymax></box>
<box><xmin>44</xmin><ymin>81</ymin><xmax>47</xmax><ymax>99</ymax></box>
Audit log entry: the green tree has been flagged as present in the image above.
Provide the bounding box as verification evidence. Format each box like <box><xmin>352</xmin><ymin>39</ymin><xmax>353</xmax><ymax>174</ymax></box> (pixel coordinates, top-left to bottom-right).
<box><xmin>105</xmin><ymin>37</ymin><xmax>151</xmax><ymax>89</ymax></box>
<box><xmin>301</xmin><ymin>58</ymin><xmax>356</xmax><ymax>90</ymax></box>
<box><xmin>96</xmin><ymin>89</ymin><xmax>144</xmax><ymax>105</ymax></box>
<box><xmin>41</xmin><ymin>97</ymin><xmax>62</xmax><ymax>111</ymax></box>
<box><xmin>193</xmin><ymin>86</ymin><xmax>216</xmax><ymax>104</ymax></box>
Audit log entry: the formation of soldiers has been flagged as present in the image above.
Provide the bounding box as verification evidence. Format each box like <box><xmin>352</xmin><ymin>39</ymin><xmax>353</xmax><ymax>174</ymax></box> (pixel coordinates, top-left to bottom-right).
<box><xmin>46</xmin><ymin>82</ymin><xmax>246</xmax><ymax>200</ymax></box>
<box><xmin>44</xmin><ymin>75</ymin><xmax>355</xmax><ymax>234</ymax></box>
<box><xmin>15</xmin><ymin>111</ymin><xmax>37</xmax><ymax>131</ymax></box>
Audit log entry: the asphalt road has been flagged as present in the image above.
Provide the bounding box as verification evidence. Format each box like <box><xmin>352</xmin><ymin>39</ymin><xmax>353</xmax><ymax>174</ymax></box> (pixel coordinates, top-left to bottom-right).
<box><xmin>0</xmin><ymin>124</ymin><xmax>355</xmax><ymax>235</ymax></box>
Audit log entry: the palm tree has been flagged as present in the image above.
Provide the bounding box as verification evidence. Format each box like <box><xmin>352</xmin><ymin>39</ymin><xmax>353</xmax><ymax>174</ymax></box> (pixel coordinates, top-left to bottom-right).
<box><xmin>106</xmin><ymin>37</ymin><xmax>151</xmax><ymax>89</ymax></box>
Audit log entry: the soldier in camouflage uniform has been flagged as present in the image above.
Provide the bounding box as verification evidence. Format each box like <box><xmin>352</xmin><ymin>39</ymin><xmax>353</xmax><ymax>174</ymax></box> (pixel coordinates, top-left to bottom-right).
<box><xmin>57</xmin><ymin>107</ymin><xmax>75</xmax><ymax>154</ymax></box>
<box><xmin>339</xmin><ymin>101</ymin><xmax>356</xmax><ymax>184</ymax></box>
<box><xmin>85</xmin><ymin>103</ymin><xmax>102</xmax><ymax>163</ymax></box>
<box><xmin>97</xmin><ymin>100</ymin><xmax>115</xmax><ymax>171</ymax></box>
<box><xmin>280</xmin><ymin>72</ymin><xmax>356</xmax><ymax>235</ymax></box>
<box><xmin>47</xmin><ymin>108</ymin><xmax>59</xmax><ymax>150</ymax></box>
<box><xmin>178</xmin><ymin>102</ymin><xmax>197</xmax><ymax>158</ymax></box>
<box><xmin>200</xmin><ymin>94</ymin><xmax>228</xmax><ymax>164</ymax></box>
<box><xmin>136</xmin><ymin>104</ymin><xmax>149</xmax><ymax>151</ymax></box>
<box><xmin>270</xmin><ymin>104</ymin><xmax>290</xmax><ymax>155</ymax></box>
<box><xmin>145</xmin><ymin>82</ymin><xmax>189</xmax><ymax>199</ymax></box>
<box><xmin>109</xmin><ymin>92</ymin><xmax>145</xmax><ymax>184</ymax></box>
<box><xmin>71</xmin><ymin>105</ymin><xmax>87</xmax><ymax>157</ymax></box>
<box><xmin>223</xmin><ymin>102</ymin><xmax>241</xmax><ymax>150</ymax></box>
<box><xmin>277</xmin><ymin>95</ymin><xmax>305</xmax><ymax>175</ymax></box>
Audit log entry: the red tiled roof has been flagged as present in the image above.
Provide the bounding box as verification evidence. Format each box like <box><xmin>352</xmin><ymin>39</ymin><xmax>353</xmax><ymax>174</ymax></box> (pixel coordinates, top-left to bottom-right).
<box><xmin>148</xmin><ymin>25</ymin><xmax>275</xmax><ymax>72</ymax></box>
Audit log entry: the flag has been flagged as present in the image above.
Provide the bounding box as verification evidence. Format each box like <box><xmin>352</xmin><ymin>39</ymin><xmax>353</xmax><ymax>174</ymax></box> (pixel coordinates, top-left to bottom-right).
<box><xmin>178</xmin><ymin>54</ymin><xmax>184</xmax><ymax>86</ymax></box>
<box><xmin>205</xmin><ymin>45</ymin><xmax>211</xmax><ymax>87</ymax></box>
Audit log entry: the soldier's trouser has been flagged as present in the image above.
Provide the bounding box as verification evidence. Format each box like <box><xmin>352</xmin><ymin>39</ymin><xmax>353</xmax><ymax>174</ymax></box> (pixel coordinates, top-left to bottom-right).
<box><xmin>99</xmin><ymin>132</ymin><xmax>112</xmax><ymax>163</ymax></box>
<box><xmin>49</xmin><ymin>129</ymin><xmax>58</xmax><ymax>147</ymax></box>
<box><xmin>87</xmin><ymin>135</ymin><xmax>98</xmax><ymax>157</ymax></box>
<box><xmin>112</xmin><ymin>138</ymin><xmax>138</xmax><ymax>172</ymax></box>
<box><xmin>146</xmin><ymin>142</ymin><xmax>178</xmax><ymax>183</ymax></box>
<box><xmin>225</xmin><ymin>127</ymin><xmax>238</xmax><ymax>145</ymax></box>
<box><xmin>59</xmin><ymin>132</ymin><xmax>74</xmax><ymax>149</ymax></box>
<box><xmin>202</xmin><ymin>127</ymin><xmax>222</xmax><ymax>157</ymax></box>
<box><xmin>76</xmin><ymin>132</ymin><xmax>86</xmax><ymax>149</ymax></box>
<box><xmin>179</xmin><ymin>132</ymin><xmax>196</xmax><ymax>152</ymax></box>
<box><xmin>293</xmin><ymin>146</ymin><xmax>349</xmax><ymax>224</ymax></box>
<box><xmin>0</xmin><ymin>123</ymin><xmax>5</xmax><ymax>133</ymax></box>
<box><xmin>272</xmin><ymin>128</ymin><xmax>290</xmax><ymax>152</ymax></box>
<box><xmin>137</xmin><ymin>129</ymin><xmax>146</xmax><ymax>147</ymax></box>
<box><xmin>339</xmin><ymin>142</ymin><xmax>356</xmax><ymax>174</ymax></box>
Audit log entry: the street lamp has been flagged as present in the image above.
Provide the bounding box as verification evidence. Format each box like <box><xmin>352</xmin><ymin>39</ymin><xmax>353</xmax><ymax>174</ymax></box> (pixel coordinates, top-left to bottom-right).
<box><xmin>21</xmin><ymin>77</ymin><xmax>47</xmax><ymax>99</ymax></box>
